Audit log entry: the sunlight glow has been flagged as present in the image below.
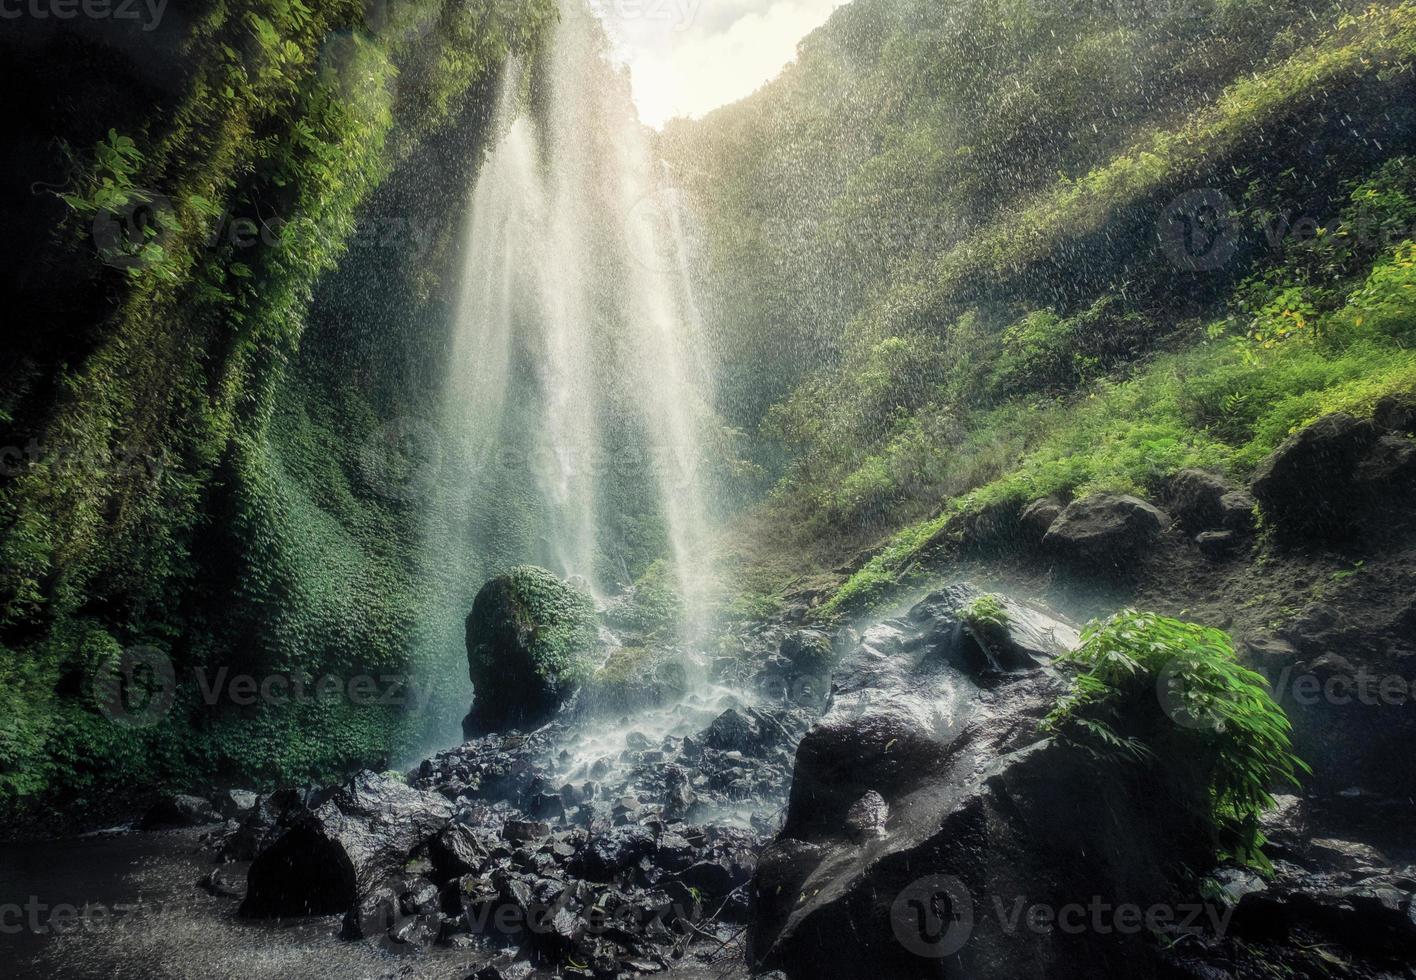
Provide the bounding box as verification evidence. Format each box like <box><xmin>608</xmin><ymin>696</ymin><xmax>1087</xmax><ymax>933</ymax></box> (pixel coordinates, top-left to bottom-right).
<box><xmin>590</xmin><ymin>0</ymin><xmax>849</xmax><ymax>128</ymax></box>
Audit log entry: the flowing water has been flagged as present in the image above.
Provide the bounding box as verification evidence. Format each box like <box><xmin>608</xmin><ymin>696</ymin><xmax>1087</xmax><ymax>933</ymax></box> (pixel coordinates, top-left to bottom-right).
<box><xmin>435</xmin><ymin>3</ymin><xmax>716</xmax><ymax>611</ymax></box>
<box><xmin>403</xmin><ymin>4</ymin><xmax>721</xmax><ymax>749</ymax></box>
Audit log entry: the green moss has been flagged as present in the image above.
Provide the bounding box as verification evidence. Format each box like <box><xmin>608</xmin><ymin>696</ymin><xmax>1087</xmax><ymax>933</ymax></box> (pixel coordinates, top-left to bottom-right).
<box><xmin>962</xmin><ymin>594</ymin><xmax>1009</xmax><ymax>630</ymax></box>
<box><xmin>601</xmin><ymin>560</ymin><xmax>683</xmax><ymax>637</ymax></box>
<box><xmin>0</xmin><ymin>0</ymin><xmax>559</xmax><ymax>814</ymax></box>
<box><xmin>468</xmin><ymin>566</ymin><xmax>599</xmax><ymax>695</ymax></box>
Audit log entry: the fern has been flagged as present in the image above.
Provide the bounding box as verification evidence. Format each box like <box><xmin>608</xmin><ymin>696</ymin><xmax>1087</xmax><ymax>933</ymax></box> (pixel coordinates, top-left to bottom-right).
<box><xmin>1044</xmin><ymin>610</ymin><xmax>1309</xmax><ymax>871</ymax></box>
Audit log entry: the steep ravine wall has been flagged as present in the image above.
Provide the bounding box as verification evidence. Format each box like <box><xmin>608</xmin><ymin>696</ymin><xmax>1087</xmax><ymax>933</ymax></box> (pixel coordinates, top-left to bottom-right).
<box><xmin>0</xmin><ymin>0</ymin><xmax>559</xmax><ymax>827</ymax></box>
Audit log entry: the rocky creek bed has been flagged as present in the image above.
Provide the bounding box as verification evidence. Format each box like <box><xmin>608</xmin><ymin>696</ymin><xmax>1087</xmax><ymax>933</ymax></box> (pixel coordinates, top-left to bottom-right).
<box><xmin>6</xmin><ymin>584</ymin><xmax>1416</xmax><ymax>980</ymax></box>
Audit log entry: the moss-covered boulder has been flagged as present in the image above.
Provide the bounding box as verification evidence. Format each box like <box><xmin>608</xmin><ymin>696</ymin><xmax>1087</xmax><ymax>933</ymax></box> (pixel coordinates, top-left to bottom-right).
<box><xmin>463</xmin><ymin>567</ymin><xmax>600</xmax><ymax>735</ymax></box>
<box><xmin>582</xmin><ymin>646</ymin><xmax>690</xmax><ymax>713</ymax></box>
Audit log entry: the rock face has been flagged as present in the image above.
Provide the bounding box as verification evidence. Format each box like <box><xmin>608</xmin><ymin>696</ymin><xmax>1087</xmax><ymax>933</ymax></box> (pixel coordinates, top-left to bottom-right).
<box><xmin>241</xmin><ymin>771</ymin><xmax>453</xmax><ymax>917</ymax></box>
<box><xmin>751</xmin><ymin>585</ymin><xmax>1210</xmax><ymax>979</ymax></box>
<box><xmin>1250</xmin><ymin>410</ymin><xmax>1416</xmax><ymax>538</ymax></box>
<box><xmin>1042</xmin><ymin>492</ymin><xmax>1169</xmax><ymax>566</ymax></box>
<box><xmin>463</xmin><ymin>566</ymin><xmax>600</xmax><ymax>735</ymax></box>
<box><xmin>140</xmin><ymin>793</ymin><xmax>221</xmax><ymax>828</ymax></box>
<box><xmin>1168</xmin><ymin>469</ymin><xmax>1233</xmax><ymax>534</ymax></box>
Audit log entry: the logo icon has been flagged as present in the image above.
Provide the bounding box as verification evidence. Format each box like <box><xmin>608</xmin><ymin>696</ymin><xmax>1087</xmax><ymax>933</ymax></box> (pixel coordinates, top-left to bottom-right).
<box><xmin>359</xmin><ymin>417</ymin><xmax>443</xmax><ymax>502</ymax></box>
<box><xmin>93</xmin><ymin>646</ymin><xmax>176</xmax><ymax>728</ymax></box>
<box><xmin>1157</xmin><ymin>658</ymin><xmax>1226</xmax><ymax>732</ymax></box>
<box><xmin>1158</xmin><ymin>188</ymin><xmax>1240</xmax><ymax>272</ymax></box>
<box><xmin>91</xmin><ymin>190</ymin><xmax>176</xmax><ymax>271</ymax></box>
<box><xmin>891</xmin><ymin>874</ymin><xmax>974</xmax><ymax>958</ymax></box>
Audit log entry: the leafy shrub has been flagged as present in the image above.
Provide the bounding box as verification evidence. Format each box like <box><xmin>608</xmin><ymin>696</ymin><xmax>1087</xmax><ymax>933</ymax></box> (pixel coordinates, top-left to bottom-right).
<box><xmin>1044</xmin><ymin>611</ymin><xmax>1308</xmax><ymax>870</ymax></box>
<box><xmin>601</xmin><ymin>560</ymin><xmax>684</xmax><ymax>638</ymax></box>
<box><xmin>962</xmin><ymin>593</ymin><xmax>1009</xmax><ymax>629</ymax></box>
<box><xmin>990</xmin><ymin>298</ymin><xmax>1150</xmax><ymax>398</ymax></box>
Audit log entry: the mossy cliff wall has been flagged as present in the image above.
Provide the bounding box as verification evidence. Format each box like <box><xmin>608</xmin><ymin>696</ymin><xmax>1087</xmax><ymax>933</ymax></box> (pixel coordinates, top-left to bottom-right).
<box><xmin>0</xmin><ymin>0</ymin><xmax>559</xmax><ymax>822</ymax></box>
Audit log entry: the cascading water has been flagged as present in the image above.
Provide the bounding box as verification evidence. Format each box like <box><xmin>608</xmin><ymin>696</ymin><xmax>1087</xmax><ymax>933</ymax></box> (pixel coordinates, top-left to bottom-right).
<box><xmin>402</xmin><ymin>2</ymin><xmax>723</xmax><ymax>753</ymax></box>
<box><xmin>436</xmin><ymin>4</ymin><xmax>716</xmax><ymax>617</ymax></box>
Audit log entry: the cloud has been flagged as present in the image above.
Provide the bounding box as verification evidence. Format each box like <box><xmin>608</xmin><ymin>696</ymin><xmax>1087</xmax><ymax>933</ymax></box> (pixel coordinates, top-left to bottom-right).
<box><xmin>592</xmin><ymin>0</ymin><xmax>848</xmax><ymax>127</ymax></box>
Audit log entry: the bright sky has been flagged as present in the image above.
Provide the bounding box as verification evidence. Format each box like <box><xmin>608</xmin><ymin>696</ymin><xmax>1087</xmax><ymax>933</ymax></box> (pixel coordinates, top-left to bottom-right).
<box><xmin>589</xmin><ymin>0</ymin><xmax>849</xmax><ymax>128</ymax></box>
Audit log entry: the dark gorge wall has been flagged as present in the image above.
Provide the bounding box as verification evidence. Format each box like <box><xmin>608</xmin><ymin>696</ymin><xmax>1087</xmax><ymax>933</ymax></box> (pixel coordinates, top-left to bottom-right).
<box><xmin>0</xmin><ymin>0</ymin><xmax>559</xmax><ymax>827</ymax></box>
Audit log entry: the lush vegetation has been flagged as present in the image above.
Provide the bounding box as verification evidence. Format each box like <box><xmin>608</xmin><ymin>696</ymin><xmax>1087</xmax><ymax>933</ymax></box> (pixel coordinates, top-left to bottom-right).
<box><xmin>467</xmin><ymin>566</ymin><xmax>600</xmax><ymax>696</ymax></box>
<box><xmin>1044</xmin><ymin>611</ymin><xmax>1308</xmax><ymax>870</ymax></box>
<box><xmin>0</xmin><ymin>0</ymin><xmax>559</xmax><ymax>815</ymax></box>
<box><xmin>672</xmin><ymin>0</ymin><xmax>1416</xmax><ymax>614</ymax></box>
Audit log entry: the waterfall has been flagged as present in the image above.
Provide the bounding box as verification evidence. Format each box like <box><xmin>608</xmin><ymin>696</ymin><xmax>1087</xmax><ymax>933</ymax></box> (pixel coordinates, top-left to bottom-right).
<box><xmin>436</xmin><ymin>2</ymin><xmax>716</xmax><ymax>627</ymax></box>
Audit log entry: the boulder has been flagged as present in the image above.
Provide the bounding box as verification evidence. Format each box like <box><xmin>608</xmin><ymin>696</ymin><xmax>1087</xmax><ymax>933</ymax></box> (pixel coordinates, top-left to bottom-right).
<box><xmin>1219</xmin><ymin>490</ymin><xmax>1258</xmax><ymax>534</ymax></box>
<box><xmin>573</xmin><ymin>826</ymin><xmax>656</xmax><ymax>881</ymax></box>
<box><xmin>1374</xmin><ymin>391</ymin><xmax>1416</xmax><ymax>434</ymax></box>
<box><xmin>907</xmin><ymin>584</ymin><xmax>1080</xmax><ymax>675</ymax></box>
<box><xmin>779</xmin><ymin>629</ymin><xmax>836</xmax><ymax>675</ymax></box>
<box><xmin>430</xmin><ymin>824</ymin><xmax>497</xmax><ymax>879</ymax></box>
<box><xmin>1042</xmin><ymin>493</ymin><xmax>1169</xmax><ymax>566</ymax></box>
<box><xmin>1018</xmin><ymin>496</ymin><xmax>1065</xmax><ymax>539</ymax></box>
<box><xmin>214</xmin><ymin>788</ymin><xmax>259</xmax><ymax>820</ymax></box>
<box><xmin>463</xmin><ymin>567</ymin><xmax>600</xmax><ymax>735</ymax></box>
<box><xmin>1196</xmin><ymin>529</ymin><xmax>1239</xmax><ymax>559</ymax></box>
<box><xmin>1250</xmin><ymin>413</ymin><xmax>1378</xmax><ymax>537</ymax></box>
<box><xmin>581</xmin><ymin>646</ymin><xmax>689</xmax><ymax>714</ymax></box>
<box><xmin>241</xmin><ymin>771</ymin><xmax>453</xmax><ymax>918</ymax></box>
<box><xmin>141</xmin><ymin>793</ymin><xmax>221</xmax><ymax>828</ymax></box>
<box><xmin>1168</xmin><ymin>469</ymin><xmax>1233</xmax><ymax>533</ymax></box>
<box><xmin>1356</xmin><ymin>433</ymin><xmax>1416</xmax><ymax>488</ymax></box>
<box><xmin>699</xmin><ymin>706</ymin><xmax>796</xmax><ymax>757</ymax></box>
<box><xmin>752</xmin><ymin>585</ymin><xmax>1212</xmax><ymax>979</ymax></box>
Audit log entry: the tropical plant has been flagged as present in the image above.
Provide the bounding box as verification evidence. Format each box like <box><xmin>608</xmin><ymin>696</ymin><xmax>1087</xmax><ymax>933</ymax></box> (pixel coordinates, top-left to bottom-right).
<box><xmin>1044</xmin><ymin>610</ymin><xmax>1308</xmax><ymax>871</ymax></box>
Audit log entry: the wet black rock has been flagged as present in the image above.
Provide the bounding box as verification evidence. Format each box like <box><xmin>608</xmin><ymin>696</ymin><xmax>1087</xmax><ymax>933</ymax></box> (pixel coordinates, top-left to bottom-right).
<box><xmin>574</xmin><ymin>826</ymin><xmax>657</xmax><ymax>882</ymax></box>
<box><xmin>430</xmin><ymin>823</ymin><xmax>497</xmax><ymax>878</ymax></box>
<box><xmin>214</xmin><ymin>788</ymin><xmax>259</xmax><ymax>820</ymax></box>
<box><xmin>241</xmin><ymin>771</ymin><xmax>453</xmax><ymax>918</ymax></box>
<box><xmin>753</xmin><ymin>585</ymin><xmax>1212</xmax><ymax>979</ymax></box>
<box><xmin>1168</xmin><ymin>468</ymin><xmax>1234</xmax><ymax>533</ymax></box>
<box><xmin>1042</xmin><ymin>492</ymin><xmax>1170</xmax><ymax>566</ymax></box>
<box><xmin>844</xmin><ymin>790</ymin><xmax>889</xmax><ymax>842</ymax></box>
<box><xmin>1246</xmin><ymin>409</ymin><xmax>1416</xmax><ymax>542</ymax></box>
<box><xmin>700</xmin><ymin>706</ymin><xmax>797</xmax><ymax>757</ymax></box>
<box><xmin>1219</xmin><ymin>489</ymin><xmax>1258</xmax><ymax>534</ymax></box>
<box><xmin>141</xmin><ymin>793</ymin><xmax>221</xmax><ymax>828</ymax></box>
<box><xmin>1196</xmin><ymin>529</ymin><xmax>1240</xmax><ymax>559</ymax></box>
<box><xmin>1018</xmin><ymin>495</ymin><xmax>1065</xmax><ymax>539</ymax></box>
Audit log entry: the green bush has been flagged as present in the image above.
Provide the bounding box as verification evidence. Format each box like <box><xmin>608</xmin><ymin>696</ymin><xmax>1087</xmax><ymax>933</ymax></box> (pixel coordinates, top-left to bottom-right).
<box><xmin>601</xmin><ymin>560</ymin><xmax>684</xmax><ymax>638</ymax></box>
<box><xmin>1044</xmin><ymin>611</ymin><xmax>1308</xmax><ymax>871</ymax></box>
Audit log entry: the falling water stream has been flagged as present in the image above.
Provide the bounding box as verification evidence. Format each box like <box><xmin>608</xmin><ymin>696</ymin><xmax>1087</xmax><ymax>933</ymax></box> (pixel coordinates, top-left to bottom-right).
<box><xmin>438</xmin><ymin>3</ymin><xmax>716</xmax><ymax>619</ymax></box>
